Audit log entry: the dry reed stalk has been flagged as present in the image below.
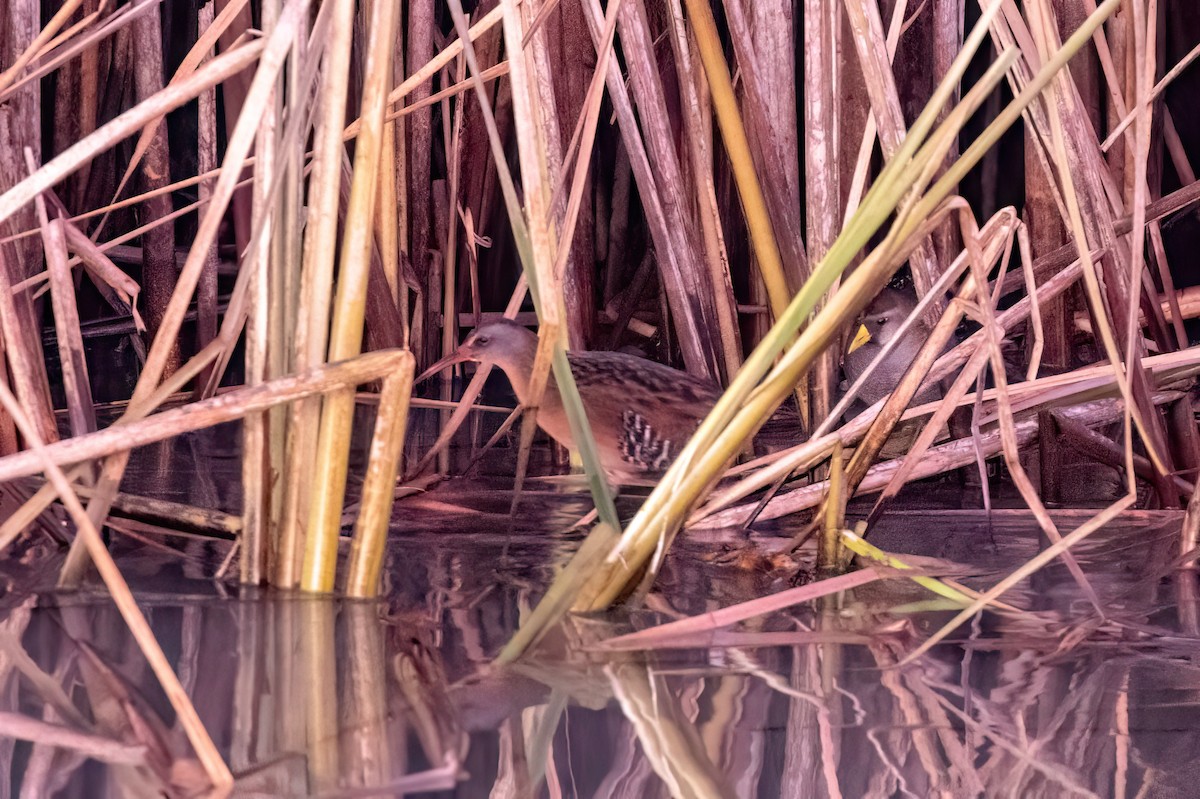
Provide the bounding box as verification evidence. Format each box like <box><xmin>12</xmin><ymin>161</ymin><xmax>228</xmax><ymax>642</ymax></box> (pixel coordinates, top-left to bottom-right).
<box><xmin>686</xmin><ymin>0</ymin><xmax>793</xmax><ymax>381</ymax></box>
<box><xmin>720</xmin><ymin>0</ymin><xmax>808</xmax><ymax>286</ymax></box>
<box><xmin>33</xmin><ymin>198</ymin><xmax>95</xmax><ymax>441</ymax></box>
<box><xmin>546</xmin><ymin>2</ymin><xmax>599</xmax><ymax>348</ymax></box>
<box><xmin>963</xmin><ymin>208</ymin><xmax>1102</xmax><ymax>607</ymax></box>
<box><xmin>709</xmin><ymin>391</ymin><xmax>1182</xmax><ymax>529</ymax></box>
<box><xmin>801</xmin><ymin>0</ymin><xmax>841</xmax><ymax>424</ymax></box>
<box><xmin>275</xmin><ymin>0</ymin><xmax>354</xmax><ymax>589</ymax></box>
<box><xmin>930</xmin><ymin>0</ymin><xmax>965</xmax><ymax>267</ymax></box>
<box><xmin>843</xmin><ymin>0</ymin><xmax>944</xmax><ymax>312</ymax></box>
<box><xmin>215</xmin><ymin>0</ymin><xmax>255</xmax><ymax>261</ymax></box>
<box><xmin>39</xmin><ymin>482</ymin><xmax>242</xmax><ymax>536</ymax></box>
<box><xmin>370</xmin><ymin>3</ymin><xmax>399</xmax><ymax>310</ymax></box>
<box><xmin>52</xmin><ymin>3</ymin><xmax>299</xmax><ymax>584</ymax></box>
<box><xmin>273</xmin><ymin>5</ymin><xmax>308</xmax><ymax>536</ymax></box>
<box><xmin>195</xmin><ymin>1</ymin><xmax>220</xmax><ymax>392</ymax></box>
<box><xmin>600</xmin><ymin>570</ymin><xmax>882</xmax><ymax>651</ymax></box>
<box><xmin>455</xmin><ymin>8</ymin><xmax>501</xmax><ymax>337</ymax></box>
<box><xmin>345</xmin><ymin>363</ymin><xmax>414</xmax><ymax>597</ymax></box>
<box><xmin>0</xmin><ymin>0</ymin><xmax>83</xmax><ymax>96</ymax></box>
<box><xmin>0</xmin><ymin>381</ymin><xmax>232</xmax><ymax>788</ymax></box>
<box><xmin>578</xmin><ymin>0</ymin><xmax>702</xmax><ymax>363</ymax></box>
<box><xmin>0</xmin><ymin>39</ymin><xmax>264</xmax><ymax>227</ymax></box>
<box><xmin>0</xmin><ymin>464</ymin><xmax>89</xmax><ymax>552</ymax></box>
<box><xmin>0</xmin><ymin>251</ymin><xmax>57</xmax><ymax>447</ymax></box>
<box><xmin>406</xmin><ymin>0</ymin><xmax>435</xmax><ymax>364</ymax></box>
<box><xmin>0</xmin><ymin>713</ymin><xmax>146</xmax><ymax>766</ymax></box>
<box><xmin>0</xmin><ymin>0</ymin><xmax>51</xmax><ymax>451</ymax></box>
<box><xmin>546</xmin><ymin>0</ymin><xmax>621</xmax><ymax>349</ymax></box>
<box><xmin>818</xmin><ymin>440</ymin><xmax>846</xmax><ymax>571</ymax></box>
<box><xmin>719</xmin><ymin>329</ymin><xmax>1200</xmax><ymax>521</ymax></box>
<box><xmin>49</xmin><ymin>14</ymin><xmax>83</xmax><ymax>212</ymax></box>
<box><xmin>0</xmin><ymin>1</ymin><xmax>147</xmax><ymax>107</ymax></box>
<box><xmin>586</xmin><ymin>0</ymin><xmax>721</xmax><ymax>378</ymax></box>
<box><xmin>301</xmin><ymin>0</ymin><xmax>398</xmax><ymax>593</ymax></box>
<box><xmin>438</xmin><ymin>56</ymin><xmax>466</xmax><ymax>476</ymax></box>
<box><xmin>664</xmin><ymin>1</ymin><xmax>741</xmax><ymax>377</ymax></box>
<box><xmin>27</xmin><ymin>0</ymin><xmax>102</xmax><ymax>58</ymax></box>
<box><xmin>391</xmin><ymin>12</ymin><xmax>409</xmax><ymax>332</ymax></box>
<box><xmin>842</xmin><ymin>0</ymin><xmax>907</xmax><ymax>221</ymax></box>
<box><xmin>518</xmin><ymin>0</ymin><xmax>574</xmax><ymax>339</ymax></box>
<box><xmin>1000</xmin><ymin>0</ymin><xmax>1174</xmax><ymax>493</ymax></box>
<box><xmin>240</xmin><ymin>0</ymin><xmax>282</xmax><ymax>585</ymax></box>
<box><xmin>0</xmin><ymin>349</ymin><xmax>408</xmax><ymax>485</ymax></box>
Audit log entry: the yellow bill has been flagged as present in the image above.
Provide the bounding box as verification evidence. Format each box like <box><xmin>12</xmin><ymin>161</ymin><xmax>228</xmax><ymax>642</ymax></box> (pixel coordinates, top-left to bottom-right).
<box><xmin>848</xmin><ymin>323</ymin><xmax>872</xmax><ymax>354</ymax></box>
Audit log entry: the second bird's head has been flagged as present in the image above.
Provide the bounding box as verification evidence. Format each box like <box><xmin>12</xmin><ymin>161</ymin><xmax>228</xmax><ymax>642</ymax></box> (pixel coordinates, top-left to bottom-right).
<box><xmin>853</xmin><ymin>288</ymin><xmax>919</xmax><ymax>350</ymax></box>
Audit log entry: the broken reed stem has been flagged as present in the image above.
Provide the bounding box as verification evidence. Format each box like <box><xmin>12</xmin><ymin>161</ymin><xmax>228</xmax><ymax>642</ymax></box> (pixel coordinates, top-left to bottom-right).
<box><xmin>346</xmin><ymin>362</ymin><xmax>415</xmax><ymax>597</ymax></box>
<box><xmin>301</xmin><ymin>0</ymin><xmax>398</xmax><ymax>594</ymax></box>
<box><xmin>35</xmin><ymin>206</ymin><xmax>96</xmax><ymax>439</ymax></box>
<box><xmin>817</xmin><ymin>441</ymin><xmax>844</xmax><ymax>573</ymax></box>
<box><xmin>0</xmin><ymin>350</ymin><xmax>410</xmax><ymax>485</ymax></box>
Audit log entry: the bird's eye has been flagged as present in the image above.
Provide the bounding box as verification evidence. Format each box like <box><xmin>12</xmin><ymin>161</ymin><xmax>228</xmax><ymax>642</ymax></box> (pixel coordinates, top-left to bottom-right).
<box><xmin>476</xmin><ymin>335</ymin><xmax>490</xmax><ymax>346</ymax></box>
<box><xmin>877</xmin><ymin>317</ymin><xmax>888</xmax><ymax>325</ymax></box>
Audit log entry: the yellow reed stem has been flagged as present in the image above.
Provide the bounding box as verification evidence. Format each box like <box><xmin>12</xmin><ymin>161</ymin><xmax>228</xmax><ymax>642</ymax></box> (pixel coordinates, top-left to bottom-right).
<box><xmin>301</xmin><ymin>0</ymin><xmax>398</xmax><ymax>593</ymax></box>
<box><xmin>276</xmin><ymin>0</ymin><xmax>355</xmax><ymax>588</ymax></box>
<box><xmin>681</xmin><ymin>0</ymin><xmax>789</xmax><ymax>319</ymax></box>
<box><xmin>346</xmin><ymin>362</ymin><xmax>415</xmax><ymax>597</ymax></box>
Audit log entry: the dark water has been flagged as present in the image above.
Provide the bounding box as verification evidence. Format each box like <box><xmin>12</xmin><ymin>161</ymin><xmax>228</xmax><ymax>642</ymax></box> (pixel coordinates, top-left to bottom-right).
<box><xmin>4</xmin><ymin>433</ymin><xmax>1200</xmax><ymax>797</ymax></box>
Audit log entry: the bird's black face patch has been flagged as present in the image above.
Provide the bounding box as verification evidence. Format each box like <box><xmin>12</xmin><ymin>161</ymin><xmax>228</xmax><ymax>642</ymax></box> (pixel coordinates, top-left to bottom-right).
<box><xmin>620</xmin><ymin>410</ymin><xmax>673</xmax><ymax>472</ymax></box>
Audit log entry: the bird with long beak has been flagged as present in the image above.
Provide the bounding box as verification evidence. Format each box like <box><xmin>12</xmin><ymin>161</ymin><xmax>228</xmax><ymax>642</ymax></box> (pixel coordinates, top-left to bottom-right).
<box><xmin>417</xmin><ymin>319</ymin><xmax>726</xmax><ymax>484</ymax></box>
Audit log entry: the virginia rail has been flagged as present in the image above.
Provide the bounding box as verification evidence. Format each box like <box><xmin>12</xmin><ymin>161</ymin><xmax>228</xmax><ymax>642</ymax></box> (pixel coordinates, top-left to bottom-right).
<box><xmin>418</xmin><ymin>319</ymin><xmax>727</xmax><ymax>483</ymax></box>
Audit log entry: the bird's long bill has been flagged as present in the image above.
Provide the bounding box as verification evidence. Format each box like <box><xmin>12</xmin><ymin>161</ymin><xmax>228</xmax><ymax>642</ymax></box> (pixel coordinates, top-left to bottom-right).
<box><xmin>848</xmin><ymin>323</ymin><xmax>872</xmax><ymax>354</ymax></box>
<box><xmin>416</xmin><ymin>350</ymin><xmax>470</xmax><ymax>384</ymax></box>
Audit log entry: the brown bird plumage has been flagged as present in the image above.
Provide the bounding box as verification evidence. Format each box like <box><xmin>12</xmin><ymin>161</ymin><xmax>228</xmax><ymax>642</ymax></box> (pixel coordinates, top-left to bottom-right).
<box><xmin>418</xmin><ymin>320</ymin><xmax>724</xmax><ymax>483</ymax></box>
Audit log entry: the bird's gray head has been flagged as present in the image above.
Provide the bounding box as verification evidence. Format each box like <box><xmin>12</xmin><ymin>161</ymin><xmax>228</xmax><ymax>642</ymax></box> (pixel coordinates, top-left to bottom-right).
<box><xmin>417</xmin><ymin>319</ymin><xmax>538</xmax><ymax>383</ymax></box>
<box><xmin>455</xmin><ymin>319</ymin><xmax>537</xmax><ymax>367</ymax></box>
<box><xmin>858</xmin><ymin>288</ymin><xmax>918</xmax><ymax>346</ymax></box>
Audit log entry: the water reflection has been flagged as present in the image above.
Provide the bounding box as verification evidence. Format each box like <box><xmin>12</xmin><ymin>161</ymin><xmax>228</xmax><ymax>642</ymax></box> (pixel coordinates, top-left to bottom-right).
<box><xmin>3</xmin><ymin>509</ymin><xmax>1200</xmax><ymax>797</ymax></box>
